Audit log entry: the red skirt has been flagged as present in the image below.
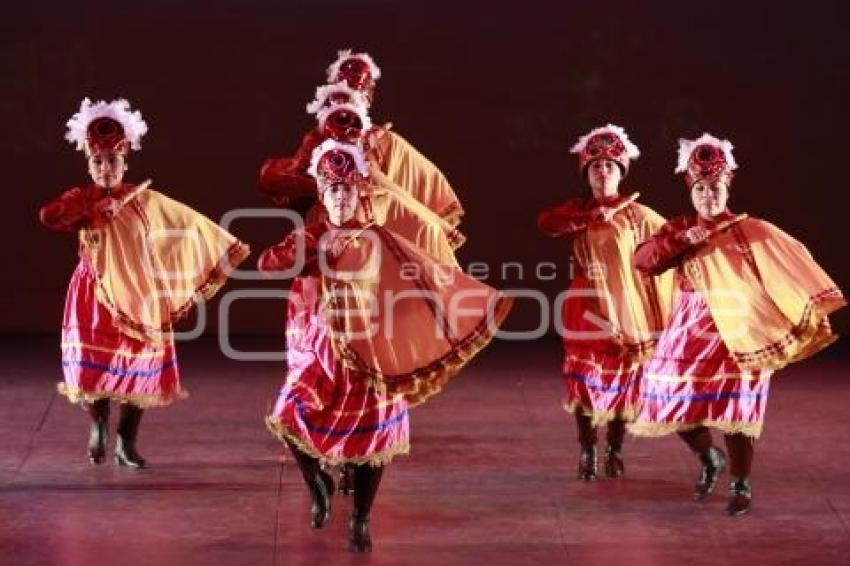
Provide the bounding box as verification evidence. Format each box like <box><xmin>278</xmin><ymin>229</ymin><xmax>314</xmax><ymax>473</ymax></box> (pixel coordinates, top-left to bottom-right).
<box><xmin>629</xmin><ymin>289</ymin><xmax>772</xmax><ymax>439</ymax></box>
<box><xmin>265</xmin><ymin>277</ymin><xmax>410</xmax><ymax>466</ymax></box>
<box><xmin>562</xmin><ymin>350</ymin><xmax>639</xmax><ymax>424</ymax></box>
<box><xmin>59</xmin><ymin>259</ymin><xmax>186</xmax><ymax>408</ymax></box>
<box><xmin>560</xmin><ymin>274</ymin><xmax>639</xmax><ymax>424</ymax></box>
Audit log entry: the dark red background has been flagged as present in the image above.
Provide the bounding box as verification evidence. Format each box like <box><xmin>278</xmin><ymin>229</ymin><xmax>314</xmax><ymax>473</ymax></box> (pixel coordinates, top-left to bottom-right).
<box><xmin>5</xmin><ymin>0</ymin><xmax>849</xmax><ymax>340</ymax></box>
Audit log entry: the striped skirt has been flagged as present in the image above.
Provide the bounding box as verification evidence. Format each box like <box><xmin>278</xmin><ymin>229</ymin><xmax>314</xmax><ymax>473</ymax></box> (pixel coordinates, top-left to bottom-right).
<box><xmin>59</xmin><ymin>259</ymin><xmax>186</xmax><ymax>408</ymax></box>
<box><xmin>629</xmin><ymin>290</ymin><xmax>772</xmax><ymax>439</ymax></box>
<box><xmin>266</xmin><ymin>277</ymin><xmax>410</xmax><ymax>466</ymax></box>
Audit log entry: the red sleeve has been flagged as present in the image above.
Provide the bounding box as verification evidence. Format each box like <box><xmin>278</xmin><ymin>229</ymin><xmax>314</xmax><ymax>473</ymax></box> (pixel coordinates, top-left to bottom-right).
<box><xmin>537</xmin><ymin>198</ymin><xmax>591</xmax><ymax>237</ymax></box>
<box><xmin>38</xmin><ymin>187</ymin><xmax>94</xmax><ymax>232</ymax></box>
<box><xmin>633</xmin><ymin>216</ymin><xmax>694</xmax><ymax>276</ymax></box>
<box><xmin>257</xmin><ymin>223</ymin><xmax>326</xmax><ymax>276</ymax></box>
<box><xmin>257</xmin><ymin>129</ymin><xmax>323</xmax><ymax>206</ymax></box>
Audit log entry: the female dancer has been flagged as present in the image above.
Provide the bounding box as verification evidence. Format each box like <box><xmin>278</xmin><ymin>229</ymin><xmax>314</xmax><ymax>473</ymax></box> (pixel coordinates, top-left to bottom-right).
<box><xmin>39</xmin><ymin>98</ymin><xmax>249</xmax><ymax>467</ymax></box>
<box><xmin>259</xmin><ymin>140</ymin><xmax>511</xmax><ymax>551</ymax></box>
<box><xmin>538</xmin><ymin>125</ymin><xmax>673</xmax><ymax>480</ymax></box>
<box><xmin>630</xmin><ymin>134</ymin><xmax>845</xmax><ymax>515</ymax></box>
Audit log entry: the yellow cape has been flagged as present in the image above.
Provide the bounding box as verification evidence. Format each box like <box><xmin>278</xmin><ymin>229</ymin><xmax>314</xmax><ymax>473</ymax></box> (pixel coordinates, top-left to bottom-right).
<box><xmin>572</xmin><ymin>200</ymin><xmax>675</xmax><ymax>360</ymax></box>
<box><xmin>321</xmin><ymin>224</ymin><xmax>512</xmax><ymax>406</ymax></box>
<box><xmin>79</xmin><ymin>181</ymin><xmax>250</xmax><ymax>344</ymax></box>
<box><xmin>683</xmin><ymin>217</ymin><xmax>845</xmax><ymax>370</ymax></box>
<box><xmin>368</xmin><ymin>129</ymin><xmax>465</xmax><ymax>256</ymax></box>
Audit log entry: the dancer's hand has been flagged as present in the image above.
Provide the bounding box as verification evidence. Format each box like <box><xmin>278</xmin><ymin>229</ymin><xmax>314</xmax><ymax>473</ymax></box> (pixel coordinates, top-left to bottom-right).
<box><xmin>91</xmin><ymin>197</ymin><xmax>121</xmax><ymax>224</ymax></box>
<box><xmin>678</xmin><ymin>226</ymin><xmax>709</xmax><ymax>245</ymax></box>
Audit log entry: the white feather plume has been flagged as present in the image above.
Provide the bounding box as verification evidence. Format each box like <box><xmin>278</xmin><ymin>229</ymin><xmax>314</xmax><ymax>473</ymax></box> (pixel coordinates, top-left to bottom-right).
<box><xmin>65</xmin><ymin>97</ymin><xmax>148</xmax><ymax>151</ymax></box>
<box><xmin>325</xmin><ymin>48</ymin><xmax>382</xmax><ymax>83</ymax></box>
<box><xmin>306</xmin><ymin>81</ymin><xmax>369</xmax><ymax>115</ymax></box>
<box><xmin>569</xmin><ymin>123</ymin><xmax>640</xmax><ymax>159</ymax></box>
<box><xmin>675</xmin><ymin>133</ymin><xmax>738</xmax><ymax>173</ymax></box>
<box><xmin>307</xmin><ymin>139</ymin><xmax>370</xmax><ymax>181</ymax></box>
<box><xmin>316</xmin><ymin>102</ymin><xmax>373</xmax><ymax>133</ymax></box>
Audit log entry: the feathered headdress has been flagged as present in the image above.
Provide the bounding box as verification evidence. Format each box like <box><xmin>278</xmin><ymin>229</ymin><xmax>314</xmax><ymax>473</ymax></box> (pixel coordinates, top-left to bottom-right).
<box><xmin>307</xmin><ymin>139</ymin><xmax>370</xmax><ymax>184</ymax></box>
<box><xmin>306</xmin><ymin>81</ymin><xmax>369</xmax><ymax>115</ymax></box>
<box><xmin>65</xmin><ymin>98</ymin><xmax>148</xmax><ymax>153</ymax></box>
<box><xmin>676</xmin><ymin>133</ymin><xmax>738</xmax><ymax>187</ymax></box>
<box><xmin>569</xmin><ymin>124</ymin><xmax>640</xmax><ymax>175</ymax></box>
<box><xmin>326</xmin><ymin>49</ymin><xmax>381</xmax><ymax>84</ymax></box>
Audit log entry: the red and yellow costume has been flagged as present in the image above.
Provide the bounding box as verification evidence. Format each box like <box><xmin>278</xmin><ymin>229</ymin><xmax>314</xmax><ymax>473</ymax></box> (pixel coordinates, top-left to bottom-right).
<box><xmin>539</xmin><ymin>194</ymin><xmax>673</xmax><ymax>423</ymax></box>
<box><xmin>628</xmin><ymin>133</ymin><xmax>845</xmax><ymax>514</ymax></box>
<box><xmin>42</xmin><ymin>97</ymin><xmax>249</xmax><ymax>469</ymax></box>
<box><xmin>537</xmin><ymin>124</ymin><xmax>673</xmax><ymax>479</ymax></box>
<box><xmin>257</xmin><ymin>55</ymin><xmax>487</xmax><ymax>550</ymax></box>
<box><xmin>42</xmin><ymin>181</ymin><xmax>249</xmax><ymax>408</ymax></box>
<box><xmin>43</xmin><ymin>99</ymin><xmax>249</xmax><ymax>410</ymax></box>
<box><xmin>262</xmin><ymin>141</ymin><xmax>511</xmax><ymax>465</ymax></box>
<box><xmin>538</xmin><ymin>124</ymin><xmax>671</xmax><ymax>481</ymax></box>
<box><xmin>259</xmin><ymin>222</ymin><xmax>410</xmax><ymax>465</ymax></box>
<box><xmin>630</xmin><ymin>212</ymin><xmax>844</xmax><ymax>437</ymax></box>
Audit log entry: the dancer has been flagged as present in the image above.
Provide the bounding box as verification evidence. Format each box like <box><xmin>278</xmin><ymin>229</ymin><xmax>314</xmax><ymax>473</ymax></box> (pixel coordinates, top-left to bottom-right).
<box><xmin>257</xmin><ymin>50</ymin><xmax>467</xmax><ymax>494</ymax></box>
<box><xmin>39</xmin><ymin>98</ymin><xmax>249</xmax><ymax>468</ymax></box>
<box><xmin>258</xmin><ymin>49</ymin><xmax>464</xmax><ymax>261</ymax></box>
<box><xmin>537</xmin><ymin>125</ymin><xmax>673</xmax><ymax>480</ymax></box>
<box><xmin>259</xmin><ymin>141</ymin><xmax>511</xmax><ymax>551</ymax></box>
<box><xmin>630</xmin><ymin>133</ymin><xmax>846</xmax><ymax>515</ymax></box>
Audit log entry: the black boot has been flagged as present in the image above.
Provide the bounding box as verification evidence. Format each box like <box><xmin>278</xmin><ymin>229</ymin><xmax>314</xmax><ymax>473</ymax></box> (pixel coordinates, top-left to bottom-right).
<box><xmin>694</xmin><ymin>446</ymin><xmax>726</xmax><ymax>501</ymax></box>
<box><xmin>575</xmin><ymin>413</ymin><xmax>598</xmax><ymax>482</ymax></box>
<box><xmin>338</xmin><ymin>464</ymin><xmax>355</xmax><ymax>496</ymax></box>
<box><xmin>726</xmin><ymin>477</ymin><xmax>752</xmax><ymax>516</ymax></box>
<box><xmin>286</xmin><ymin>442</ymin><xmax>333</xmax><ymax>529</ymax></box>
<box><xmin>115</xmin><ymin>404</ymin><xmax>146</xmax><ymax>469</ymax></box>
<box><xmin>348</xmin><ymin>464</ymin><xmax>384</xmax><ymax>553</ymax></box>
<box><xmin>578</xmin><ymin>446</ymin><xmax>598</xmax><ymax>482</ymax></box>
<box><xmin>604</xmin><ymin>445</ymin><xmax>624</xmax><ymax>478</ymax></box>
<box><xmin>604</xmin><ymin>419</ymin><xmax>625</xmax><ymax>478</ymax></box>
<box><xmin>86</xmin><ymin>399</ymin><xmax>110</xmax><ymax>464</ymax></box>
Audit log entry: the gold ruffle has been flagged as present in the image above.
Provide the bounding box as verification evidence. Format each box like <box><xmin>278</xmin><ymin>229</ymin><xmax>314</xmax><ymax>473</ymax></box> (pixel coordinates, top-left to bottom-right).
<box><xmin>562</xmin><ymin>398</ymin><xmax>635</xmax><ymax>426</ymax></box>
<box><xmin>627</xmin><ymin>419</ymin><xmax>763</xmax><ymax>439</ymax></box>
<box><xmin>171</xmin><ymin>241</ymin><xmax>251</xmax><ymax>322</ymax></box>
<box><xmin>265</xmin><ymin>416</ymin><xmax>409</xmax><ymax>467</ymax></box>
<box><xmin>57</xmin><ymin>382</ymin><xmax>188</xmax><ymax>409</ymax></box>
<box><xmin>360</xmin><ymin>294</ymin><xmax>514</xmax><ymax>407</ymax></box>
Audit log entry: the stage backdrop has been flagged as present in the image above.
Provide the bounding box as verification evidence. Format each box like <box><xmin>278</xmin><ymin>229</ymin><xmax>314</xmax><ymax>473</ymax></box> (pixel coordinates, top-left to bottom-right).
<box><xmin>4</xmin><ymin>0</ymin><xmax>848</xmax><ymax>342</ymax></box>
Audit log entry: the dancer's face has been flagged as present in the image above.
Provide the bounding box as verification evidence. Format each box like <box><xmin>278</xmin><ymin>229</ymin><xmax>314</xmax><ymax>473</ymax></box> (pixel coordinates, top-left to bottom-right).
<box><xmin>87</xmin><ymin>151</ymin><xmax>127</xmax><ymax>189</ymax></box>
<box><xmin>691</xmin><ymin>180</ymin><xmax>729</xmax><ymax>220</ymax></box>
<box><xmin>321</xmin><ymin>182</ymin><xmax>359</xmax><ymax>225</ymax></box>
<box><xmin>587</xmin><ymin>159</ymin><xmax>621</xmax><ymax>199</ymax></box>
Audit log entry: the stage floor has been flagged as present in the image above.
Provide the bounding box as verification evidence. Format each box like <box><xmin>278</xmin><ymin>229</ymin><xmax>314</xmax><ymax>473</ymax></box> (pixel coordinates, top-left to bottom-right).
<box><xmin>2</xmin><ymin>336</ymin><xmax>849</xmax><ymax>565</ymax></box>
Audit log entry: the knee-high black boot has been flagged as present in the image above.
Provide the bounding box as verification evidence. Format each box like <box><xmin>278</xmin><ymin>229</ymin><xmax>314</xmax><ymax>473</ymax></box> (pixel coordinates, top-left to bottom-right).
<box><xmin>86</xmin><ymin>399</ymin><xmax>110</xmax><ymax>464</ymax></box>
<box><xmin>575</xmin><ymin>412</ymin><xmax>598</xmax><ymax>481</ymax></box>
<box><xmin>604</xmin><ymin>418</ymin><xmax>626</xmax><ymax>478</ymax></box>
<box><xmin>724</xmin><ymin>433</ymin><xmax>754</xmax><ymax>516</ymax></box>
<box><xmin>679</xmin><ymin>426</ymin><xmax>726</xmax><ymax>501</ymax></box>
<box><xmin>115</xmin><ymin>403</ymin><xmax>146</xmax><ymax>469</ymax></box>
<box><xmin>349</xmin><ymin>464</ymin><xmax>384</xmax><ymax>553</ymax></box>
<box><xmin>286</xmin><ymin>441</ymin><xmax>333</xmax><ymax>528</ymax></box>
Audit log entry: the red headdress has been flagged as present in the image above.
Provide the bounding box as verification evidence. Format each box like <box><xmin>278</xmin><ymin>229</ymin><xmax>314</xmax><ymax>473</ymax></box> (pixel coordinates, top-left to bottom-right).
<box><xmin>307</xmin><ymin>140</ymin><xmax>370</xmax><ymax>188</ymax></box>
<box><xmin>569</xmin><ymin>124</ymin><xmax>640</xmax><ymax>176</ymax></box>
<box><xmin>676</xmin><ymin>133</ymin><xmax>738</xmax><ymax>188</ymax></box>
<box><xmin>317</xmin><ymin>103</ymin><xmax>372</xmax><ymax>144</ymax></box>
<box><xmin>65</xmin><ymin>98</ymin><xmax>148</xmax><ymax>155</ymax></box>
<box><xmin>326</xmin><ymin>49</ymin><xmax>381</xmax><ymax>101</ymax></box>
